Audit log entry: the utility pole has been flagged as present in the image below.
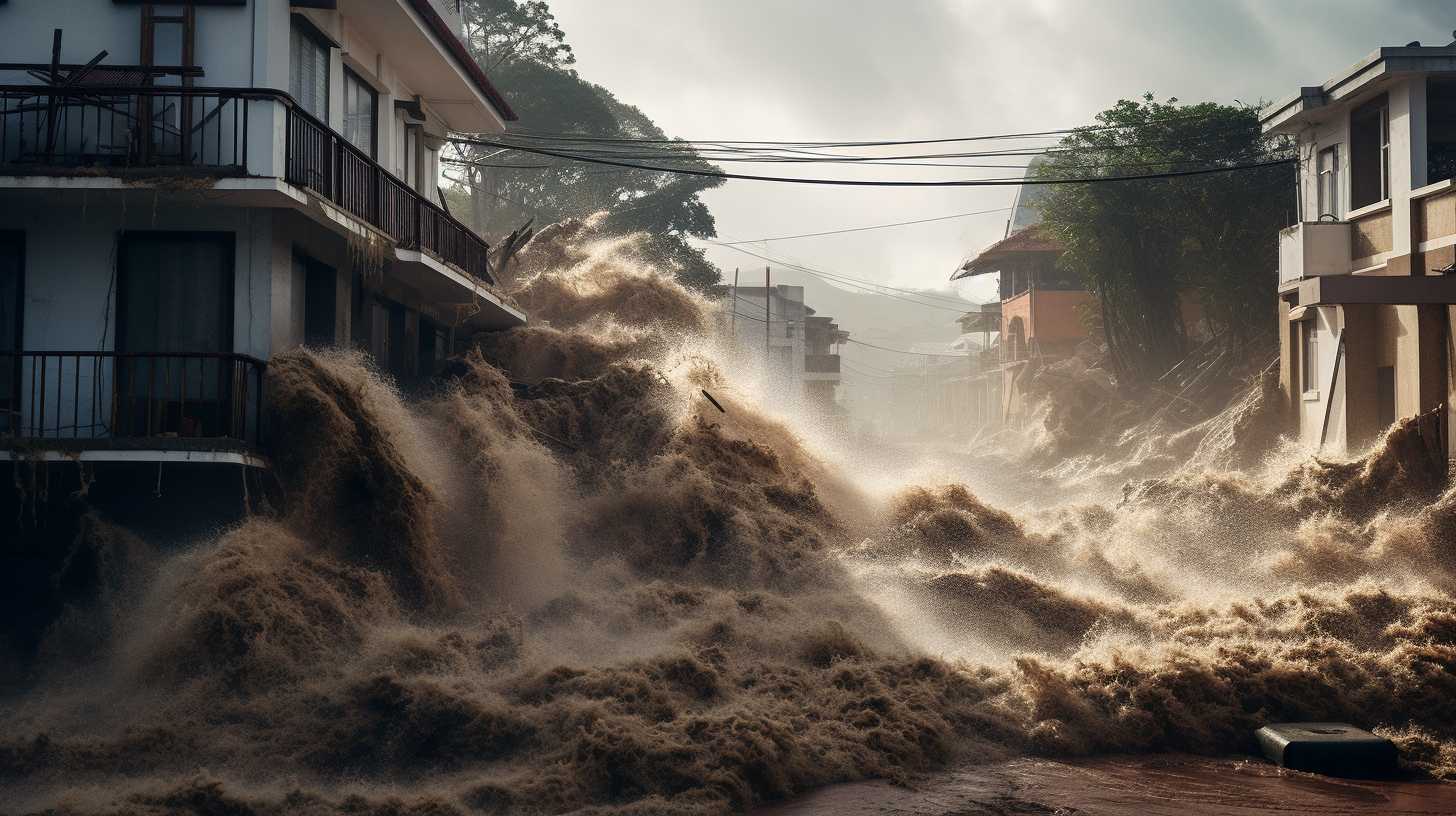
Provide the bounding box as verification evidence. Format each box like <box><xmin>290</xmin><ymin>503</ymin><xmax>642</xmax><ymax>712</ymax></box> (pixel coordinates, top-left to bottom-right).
<box><xmin>730</xmin><ymin>267</ymin><xmax>739</xmax><ymax>338</ymax></box>
<box><xmin>764</xmin><ymin>266</ymin><xmax>772</xmax><ymax>359</ymax></box>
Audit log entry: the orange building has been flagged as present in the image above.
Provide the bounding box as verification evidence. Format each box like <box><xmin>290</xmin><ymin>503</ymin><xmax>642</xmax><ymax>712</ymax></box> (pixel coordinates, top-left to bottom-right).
<box><xmin>952</xmin><ymin>196</ymin><xmax>1097</xmax><ymax>427</ymax></box>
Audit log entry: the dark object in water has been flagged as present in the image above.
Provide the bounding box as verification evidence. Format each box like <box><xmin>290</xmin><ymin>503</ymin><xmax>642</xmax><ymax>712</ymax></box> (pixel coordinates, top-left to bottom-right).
<box><xmin>701</xmin><ymin>389</ymin><xmax>726</xmax><ymax>413</ymax></box>
<box><xmin>1256</xmin><ymin>723</ymin><xmax>1398</xmax><ymax>777</ymax></box>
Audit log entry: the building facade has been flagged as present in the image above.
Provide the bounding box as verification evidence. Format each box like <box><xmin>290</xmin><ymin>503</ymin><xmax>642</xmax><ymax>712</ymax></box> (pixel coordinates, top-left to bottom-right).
<box><xmin>0</xmin><ymin>0</ymin><xmax>521</xmax><ymax>479</ymax></box>
<box><xmin>951</xmin><ymin>182</ymin><xmax>1096</xmax><ymax>427</ymax></box>
<box><xmin>1265</xmin><ymin>40</ymin><xmax>1456</xmax><ymax>454</ymax></box>
<box><xmin>720</xmin><ymin>283</ymin><xmax>848</xmax><ymax>417</ymax></box>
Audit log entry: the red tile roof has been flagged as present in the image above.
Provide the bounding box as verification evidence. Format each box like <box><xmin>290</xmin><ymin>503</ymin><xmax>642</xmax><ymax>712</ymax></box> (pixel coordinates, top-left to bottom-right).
<box><xmin>953</xmin><ymin>225</ymin><xmax>1061</xmax><ymax>279</ymax></box>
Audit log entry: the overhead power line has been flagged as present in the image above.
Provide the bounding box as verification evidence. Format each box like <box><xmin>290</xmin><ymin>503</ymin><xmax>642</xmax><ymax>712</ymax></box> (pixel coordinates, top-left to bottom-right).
<box><xmin>497</xmin><ymin>107</ymin><xmax>1260</xmax><ymax>148</ymax></box>
<box><xmin>449</xmin><ymin>137</ymin><xmax>1293</xmax><ymax>187</ymax></box>
<box><xmin>717</xmin><ymin>206</ymin><xmax>1013</xmax><ymax>244</ymax></box>
<box><xmin>845</xmin><ymin>338</ymin><xmax>971</xmax><ymax>358</ymax></box>
<box><xmin>708</xmin><ymin>242</ymin><xmax>977</xmax><ymax>312</ymax></box>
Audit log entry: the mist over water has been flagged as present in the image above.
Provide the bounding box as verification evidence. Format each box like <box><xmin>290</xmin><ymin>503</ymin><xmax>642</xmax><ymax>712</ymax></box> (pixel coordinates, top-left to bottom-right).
<box><xmin>6</xmin><ymin>219</ymin><xmax>1456</xmax><ymax>815</ymax></box>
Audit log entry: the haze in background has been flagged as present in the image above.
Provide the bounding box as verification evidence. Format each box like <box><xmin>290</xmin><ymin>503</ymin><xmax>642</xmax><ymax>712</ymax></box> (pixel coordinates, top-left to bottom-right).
<box><xmin>547</xmin><ymin>0</ymin><xmax>1455</xmax><ymax>351</ymax></box>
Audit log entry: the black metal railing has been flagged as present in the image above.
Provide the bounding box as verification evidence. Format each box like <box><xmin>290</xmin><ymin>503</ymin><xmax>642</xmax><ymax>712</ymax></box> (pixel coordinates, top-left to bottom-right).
<box><xmin>0</xmin><ymin>351</ymin><xmax>264</xmax><ymax>447</ymax></box>
<box><xmin>0</xmin><ymin>84</ymin><xmax>249</xmax><ymax>171</ymax></box>
<box><xmin>1</xmin><ymin>83</ymin><xmax>492</xmax><ymax>284</ymax></box>
<box><xmin>283</xmin><ymin>103</ymin><xmax>492</xmax><ymax>283</ymax></box>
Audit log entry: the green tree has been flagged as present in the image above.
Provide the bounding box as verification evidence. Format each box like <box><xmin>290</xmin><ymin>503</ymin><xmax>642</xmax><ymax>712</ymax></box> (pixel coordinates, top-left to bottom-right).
<box><xmin>451</xmin><ymin>0</ymin><xmax>723</xmax><ymax>290</ymax></box>
<box><xmin>1034</xmin><ymin>95</ymin><xmax>1294</xmax><ymax>385</ymax></box>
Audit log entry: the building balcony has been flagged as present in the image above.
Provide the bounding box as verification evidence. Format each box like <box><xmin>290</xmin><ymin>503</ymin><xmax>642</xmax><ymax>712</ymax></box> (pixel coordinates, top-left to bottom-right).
<box><xmin>803</xmin><ymin>353</ymin><xmax>841</xmax><ymax>382</ymax></box>
<box><xmin>805</xmin><ymin>353</ymin><xmax>841</xmax><ymax>374</ymax></box>
<box><xmin>1</xmin><ymin>351</ymin><xmax>266</xmax><ymax>466</ymax></box>
<box><xmin>1278</xmin><ymin>221</ymin><xmax>1353</xmax><ymax>285</ymax></box>
<box><xmin>0</xmin><ymin>83</ymin><xmax>493</xmax><ymax>286</ymax></box>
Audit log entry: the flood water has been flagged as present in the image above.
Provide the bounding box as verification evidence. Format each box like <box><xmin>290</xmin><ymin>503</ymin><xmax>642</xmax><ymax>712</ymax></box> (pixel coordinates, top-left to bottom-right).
<box><xmin>762</xmin><ymin>756</ymin><xmax>1456</xmax><ymax>815</ymax></box>
<box><xmin>5</xmin><ymin>220</ymin><xmax>1456</xmax><ymax>815</ymax></box>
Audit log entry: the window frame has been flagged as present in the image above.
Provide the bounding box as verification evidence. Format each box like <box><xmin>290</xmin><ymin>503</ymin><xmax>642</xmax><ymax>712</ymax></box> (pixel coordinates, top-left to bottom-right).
<box><xmin>1316</xmin><ymin>145</ymin><xmax>1341</xmax><ymax>220</ymax></box>
<box><xmin>1300</xmin><ymin>318</ymin><xmax>1319</xmax><ymax>395</ymax></box>
<box><xmin>1350</xmin><ymin>94</ymin><xmax>1391</xmax><ymax>210</ymax></box>
<box><xmin>289</xmin><ymin>16</ymin><xmax>332</xmax><ymax>121</ymax></box>
<box><xmin>342</xmin><ymin>66</ymin><xmax>379</xmax><ymax>159</ymax></box>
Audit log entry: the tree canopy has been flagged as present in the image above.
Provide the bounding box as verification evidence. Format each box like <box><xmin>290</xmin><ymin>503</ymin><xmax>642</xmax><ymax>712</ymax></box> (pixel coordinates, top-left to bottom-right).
<box><xmin>1033</xmin><ymin>95</ymin><xmax>1294</xmax><ymax>385</ymax></box>
<box><xmin>452</xmin><ymin>0</ymin><xmax>723</xmax><ymax>290</ymax></box>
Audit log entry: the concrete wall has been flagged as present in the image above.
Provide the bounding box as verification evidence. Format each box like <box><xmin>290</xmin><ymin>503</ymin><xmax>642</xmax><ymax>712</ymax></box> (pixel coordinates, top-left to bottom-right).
<box><xmin>1297</xmin><ymin>305</ymin><xmax>1344</xmax><ymax>450</ymax></box>
<box><xmin>1296</xmin><ymin>300</ymin><xmax>1448</xmax><ymax>455</ymax></box>
<box><xmin>1029</xmin><ymin>289</ymin><xmax>1095</xmax><ymax>346</ymax></box>
<box><xmin>2</xmin><ymin>198</ymin><xmax>276</xmax><ymax>435</ymax></box>
<box><xmin>0</xmin><ymin>0</ymin><xmax>256</xmax><ymax>86</ymax></box>
<box><xmin>6</xmin><ymin>201</ymin><xmax>273</xmax><ymax>359</ymax></box>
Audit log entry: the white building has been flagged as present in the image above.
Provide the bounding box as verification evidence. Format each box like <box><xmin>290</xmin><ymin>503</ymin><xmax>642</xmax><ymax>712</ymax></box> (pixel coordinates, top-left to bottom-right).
<box><xmin>1264</xmin><ymin>39</ymin><xmax>1456</xmax><ymax>454</ymax></box>
<box><xmin>0</xmin><ymin>0</ymin><xmax>523</xmax><ymax>472</ymax></box>
<box><xmin>720</xmin><ymin>283</ymin><xmax>847</xmax><ymax>415</ymax></box>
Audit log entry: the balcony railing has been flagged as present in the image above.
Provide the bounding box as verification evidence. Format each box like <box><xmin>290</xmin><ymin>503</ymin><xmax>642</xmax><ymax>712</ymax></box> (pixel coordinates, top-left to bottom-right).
<box><xmin>1278</xmin><ymin>221</ymin><xmax>1352</xmax><ymax>285</ymax></box>
<box><xmin>0</xmin><ymin>83</ymin><xmax>249</xmax><ymax>171</ymax></box>
<box><xmin>1</xmin><ymin>84</ymin><xmax>491</xmax><ymax>284</ymax></box>
<box><xmin>284</xmin><ymin>105</ymin><xmax>491</xmax><ymax>281</ymax></box>
<box><xmin>805</xmin><ymin>354</ymin><xmax>841</xmax><ymax>374</ymax></box>
<box><xmin>1</xmin><ymin>351</ymin><xmax>264</xmax><ymax>448</ymax></box>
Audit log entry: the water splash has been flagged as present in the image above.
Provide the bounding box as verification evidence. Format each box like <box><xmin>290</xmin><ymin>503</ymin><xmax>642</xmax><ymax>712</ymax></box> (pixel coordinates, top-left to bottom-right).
<box><xmin>5</xmin><ymin>219</ymin><xmax>1456</xmax><ymax>815</ymax></box>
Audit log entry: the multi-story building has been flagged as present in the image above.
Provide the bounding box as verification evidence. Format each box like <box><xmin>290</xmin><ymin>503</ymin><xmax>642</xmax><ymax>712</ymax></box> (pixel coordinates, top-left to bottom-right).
<box><xmin>720</xmin><ymin>283</ymin><xmax>848</xmax><ymax>415</ymax></box>
<box><xmin>951</xmin><ymin>174</ymin><xmax>1095</xmax><ymax>427</ymax></box>
<box><xmin>0</xmin><ymin>0</ymin><xmax>522</xmax><ymax>492</ymax></box>
<box><xmin>802</xmin><ymin>311</ymin><xmax>848</xmax><ymax>414</ymax></box>
<box><xmin>1264</xmin><ymin>39</ymin><xmax>1456</xmax><ymax>454</ymax></box>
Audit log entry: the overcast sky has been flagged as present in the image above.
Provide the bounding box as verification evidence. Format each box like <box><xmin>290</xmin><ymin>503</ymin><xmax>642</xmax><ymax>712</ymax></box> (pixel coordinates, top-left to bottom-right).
<box><xmin>545</xmin><ymin>0</ymin><xmax>1454</xmax><ymax>304</ymax></box>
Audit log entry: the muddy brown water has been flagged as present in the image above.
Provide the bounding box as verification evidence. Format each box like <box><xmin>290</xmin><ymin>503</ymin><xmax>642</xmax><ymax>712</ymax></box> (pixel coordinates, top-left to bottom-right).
<box><xmin>758</xmin><ymin>755</ymin><xmax>1456</xmax><ymax>815</ymax></box>
<box><xmin>9</xmin><ymin>223</ymin><xmax>1456</xmax><ymax>815</ymax></box>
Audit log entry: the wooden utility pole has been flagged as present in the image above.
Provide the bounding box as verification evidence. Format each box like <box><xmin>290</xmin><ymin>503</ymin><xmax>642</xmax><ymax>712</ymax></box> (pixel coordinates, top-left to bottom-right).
<box><xmin>764</xmin><ymin>266</ymin><xmax>772</xmax><ymax>358</ymax></box>
<box><xmin>730</xmin><ymin>267</ymin><xmax>739</xmax><ymax>337</ymax></box>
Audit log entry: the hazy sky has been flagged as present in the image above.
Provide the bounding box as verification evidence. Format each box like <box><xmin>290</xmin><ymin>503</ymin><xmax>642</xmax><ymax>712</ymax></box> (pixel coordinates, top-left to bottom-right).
<box><xmin>546</xmin><ymin>0</ymin><xmax>1455</xmax><ymax>303</ymax></box>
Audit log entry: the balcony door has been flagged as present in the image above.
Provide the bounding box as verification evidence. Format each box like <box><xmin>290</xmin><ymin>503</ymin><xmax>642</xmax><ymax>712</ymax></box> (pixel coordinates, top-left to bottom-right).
<box><xmin>343</xmin><ymin>68</ymin><xmax>378</xmax><ymax>158</ymax></box>
<box><xmin>0</xmin><ymin>233</ymin><xmax>21</xmax><ymax>436</ymax></box>
<box><xmin>116</xmin><ymin>233</ymin><xmax>235</xmax><ymax>438</ymax></box>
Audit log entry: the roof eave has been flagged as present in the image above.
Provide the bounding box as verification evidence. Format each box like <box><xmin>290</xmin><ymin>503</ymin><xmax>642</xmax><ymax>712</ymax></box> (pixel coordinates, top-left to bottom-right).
<box><xmin>404</xmin><ymin>0</ymin><xmax>518</xmax><ymax>124</ymax></box>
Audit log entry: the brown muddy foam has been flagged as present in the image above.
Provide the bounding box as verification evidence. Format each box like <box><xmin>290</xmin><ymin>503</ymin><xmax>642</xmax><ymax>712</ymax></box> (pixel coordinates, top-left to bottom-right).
<box><xmin>5</xmin><ymin>220</ymin><xmax>1456</xmax><ymax>815</ymax></box>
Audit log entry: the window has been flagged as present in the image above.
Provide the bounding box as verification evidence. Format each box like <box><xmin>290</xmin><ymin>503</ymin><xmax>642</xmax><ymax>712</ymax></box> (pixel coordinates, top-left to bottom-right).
<box><xmin>1301</xmin><ymin>320</ymin><xmax>1318</xmax><ymax>394</ymax></box>
<box><xmin>0</xmin><ymin>233</ymin><xmax>22</xmax><ymax>435</ymax></box>
<box><xmin>1429</xmin><ymin>79</ymin><xmax>1456</xmax><ymax>184</ymax></box>
<box><xmin>1316</xmin><ymin>146</ymin><xmax>1341</xmax><ymax>219</ymax></box>
<box><xmin>118</xmin><ymin>233</ymin><xmax>233</xmax><ymax>354</ymax></box>
<box><xmin>343</xmin><ymin>68</ymin><xmax>378</xmax><ymax>158</ymax></box>
<box><xmin>289</xmin><ymin>19</ymin><xmax>330</xmax><ymax>120</ymax></box>
<box><xmin>298</xmin><ymin>255</ymin><xmax>337</xmax><ymax>347</ymax></box>
<box><xmin>116</xmin><ymin>233</ymin><xmax>235</xmax><ymax>437</ymax></box>
<box><xmin>395</xmin><ymin>112</ymin><xmax>419</xmax><ymax>188</ymax></box>
<box><xmin>1351</xmin><ymin>95</ymin><xmax>1390</xmax><ymax>209</ymax></box>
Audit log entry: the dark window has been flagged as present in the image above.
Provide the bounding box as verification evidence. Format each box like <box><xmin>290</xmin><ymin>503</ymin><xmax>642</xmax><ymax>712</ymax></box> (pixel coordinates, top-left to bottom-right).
<box><xmin>350</xmin><ymin>270</ymin><xmax>369</xmax><ymax>350</ymax></box>
<box><xmin>1350</xmin><ymin>94</ymin><xmax>1390</xmax><ymax>210</ymax></box>
<box><xmin>118</xmin><ymin>232</ymin><xmax>233</xmax><ymax>354</ymax></box>
<box><xmin>387</xmin><ymin>302</ymin><xmax>407</xmax><ymax>377</ymax></box>
<box><xmin>290</xmin><ymin>18</ymin><xmax>331</xmax><ymax>120</ymax></box>
<box><xmin>298</xmin><ymin>254</ymin><xmax>337</xmax><ymax>346</ymax></box>
<box><xmin>418</xmin><ymin>318</ymin><xmax>445</xmax><ymax>377</ymax></box>
<box><xmin>1377</xmin><ymin>365</ymin><xmax>1396</xmax><ymax>428</ymax></box>
<box><xmin>116</xmin><ymin>232</ymin><xmax>235</xmax><ymax>438</ymax></box>
<box><xmin>0</xmin><ymin>233</ymin><xmax>22</xmax><ymax>435</ymax></box>
<box><xmin>1429</xmin><ymin>80</ymin><xmax>1456</xmax><ymax>184</ymax></box>
<box><xmin>343</xmin><ymin>68</ymin><xmax>378</xmax><ymax>158</ymax></box>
